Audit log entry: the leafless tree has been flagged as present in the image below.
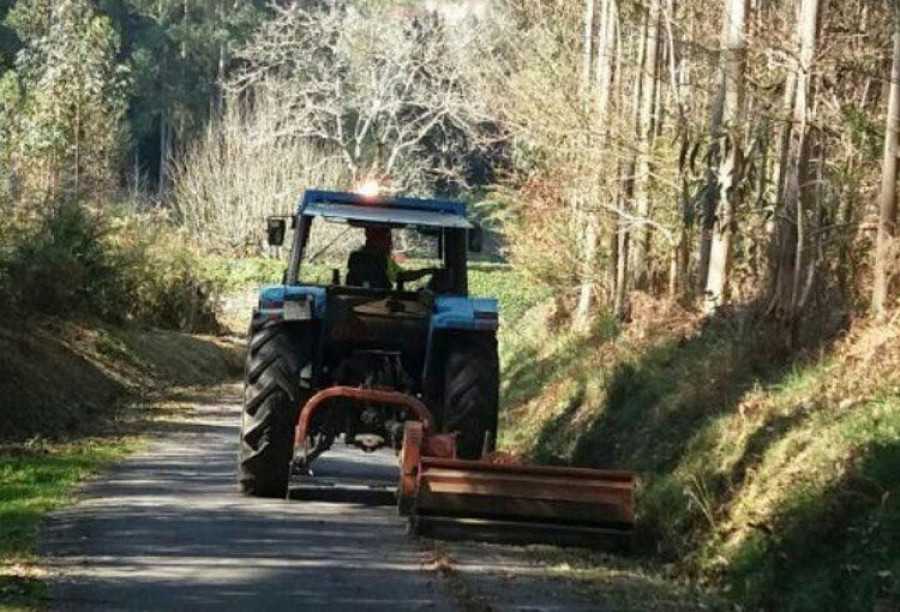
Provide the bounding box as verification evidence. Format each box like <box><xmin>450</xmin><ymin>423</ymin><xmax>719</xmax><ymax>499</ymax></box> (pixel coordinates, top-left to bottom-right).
<box><xmin>231</xmin><ymin>2</ymin><xmax>490</xmax><ymax>192</ymax></box>
<box><xmin>172</xmin><ymin>87</ymin><xmax>346</xmax><ymax>252</ymax></box>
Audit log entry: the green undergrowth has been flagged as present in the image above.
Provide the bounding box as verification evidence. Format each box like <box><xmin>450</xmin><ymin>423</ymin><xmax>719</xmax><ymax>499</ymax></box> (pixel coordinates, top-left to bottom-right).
<box><xmin>200</xmin><ymin>255</ymin><xmax>286</xmax><ymax>294</ymax></box>
<box><xmin>499</xmin><ymin>300</ymin><xmax>900</xmax><ymax>611</ymax></box>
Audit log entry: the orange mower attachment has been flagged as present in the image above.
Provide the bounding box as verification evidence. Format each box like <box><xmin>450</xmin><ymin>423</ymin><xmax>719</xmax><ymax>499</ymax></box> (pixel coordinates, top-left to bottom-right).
<box><xmin>398</xmin><ymin>421</ymin><xmax>636</xmax><ymax>548</ymax></box>
<box><xmin>293</xmin><ymin>388</ymin><xmax>635</xmax><ymax>548</ymax></box>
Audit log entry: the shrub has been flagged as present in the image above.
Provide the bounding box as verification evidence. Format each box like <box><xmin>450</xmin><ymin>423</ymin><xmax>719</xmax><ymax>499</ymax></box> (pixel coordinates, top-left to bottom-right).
<box><xmin>105</xmin><ymin>210</ymin><xmax>219</xmax><ymax>332</ymax></box>
<box><xmin>0</xmin><ymin>202</ymin><xmax>219</xmax><ymax>332</ymax></box>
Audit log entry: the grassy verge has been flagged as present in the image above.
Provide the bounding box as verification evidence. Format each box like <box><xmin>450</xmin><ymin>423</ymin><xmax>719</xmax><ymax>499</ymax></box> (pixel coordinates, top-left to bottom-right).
<box><xmin>0</xmin><ymin>318</ymin><xmax>242</xmax><ymax>610</ymax></box>
<box><xmin>0</xmin><ymin>441</ymin><xmax>139</xmax><ymax>610</ymax></box>
<box><xmin>499</xmin><ymin>297</ymin><xmax>900</xmax><ymax>611</ymax></box>
<box><xmin>525</xmin><ymin>546</ymin><xmax>725</xmax><ymax>610</ymax></box>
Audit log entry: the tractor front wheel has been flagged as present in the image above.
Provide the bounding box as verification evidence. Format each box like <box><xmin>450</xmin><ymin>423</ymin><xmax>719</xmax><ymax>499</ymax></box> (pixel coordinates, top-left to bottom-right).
<box><xmin>441</xmin><ymin>333</ymin><xmax>500</xmax><ymax>460</ymax></box>
<box><xmin>238</xmin><ymin>321</ymin><xmax>310</xmax><ymax>498</ymax></box>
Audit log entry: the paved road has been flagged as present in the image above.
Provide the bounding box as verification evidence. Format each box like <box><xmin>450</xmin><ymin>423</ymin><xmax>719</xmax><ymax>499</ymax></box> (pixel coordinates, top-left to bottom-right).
<box><xmin>39</xmin><ymin>386</ymin><xmax>605</xmax><ymax>611</ymax></box>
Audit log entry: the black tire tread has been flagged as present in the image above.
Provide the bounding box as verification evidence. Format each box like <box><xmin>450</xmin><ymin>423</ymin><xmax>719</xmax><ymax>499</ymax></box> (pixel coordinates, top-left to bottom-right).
<box><xmin>442</xmin><ymin>333</ymin><xmax>500</xmax><ymax>460</ymax></box>
<box><xmin>238</xmin><ymin>321</ymin><xmax>310</xmax><ymax>498</ymax></box>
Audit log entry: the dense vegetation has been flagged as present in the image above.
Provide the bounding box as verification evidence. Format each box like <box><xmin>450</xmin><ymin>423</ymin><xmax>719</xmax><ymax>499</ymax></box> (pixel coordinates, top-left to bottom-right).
<box><xmin>0</xmin><ymin>0</ymin><xmax>898</xmax><ymax>610</ymax></box>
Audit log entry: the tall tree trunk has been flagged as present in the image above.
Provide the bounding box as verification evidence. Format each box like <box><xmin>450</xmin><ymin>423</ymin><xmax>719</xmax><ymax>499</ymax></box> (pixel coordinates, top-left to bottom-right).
<box><xmin>595</xmin><ymin>0</ymin><xmax>617</xmax><ymax>123</ymax></box>
<box><xmin>574</xmin><ymin>0</ymin><xmax>598</xmax><ymax>332</ymax></box>
<box><xmin>73</xmin><ymin>100</ymin><xmax>81</xmax><ymax>205</ymax></box>
<box><xmin>631</xmin><ymin>0</ymin><xmax>660</xmax><ymax>290</ymax></box>
<box><xmin>575</xmin><ymin>212</ymin><xmax>600</xmax><ymax>330</ymax></box>
<box><xmin>159</xmin><ymin>111</ymin><xmax>171</xmax><ymax>201</ymax></box>
<box><xmin>614</xmin><ymin>27</ymin><xmax>646</xmax><ymax>317</ymax></box>
<box><xmin>581</xmin><ymin>0</ymin><xmax>596</xmax><ymax>101</ymax></box>
<box><xmin>873</xmin><ymin>9</ymin><xmax>900</xmax><ymax>319</ymax></box>
<box><xmin>614</xmin><ymin>193</ymin><xmax>630</xmax><ymax>319</ymax></box>
<box><xmin>575</xmin><ymin>0</ymin><xmax>617</xmax><ymax>331</ymax></box>
<box><xmin>773</xmin><ymin>0</ymin><xmax>823</xmax><ymax>323</ymax></box>
<box><xmin>703</xmin><ymin>0</ymin><xmax>748</xmax><ymax>314</ymax></box>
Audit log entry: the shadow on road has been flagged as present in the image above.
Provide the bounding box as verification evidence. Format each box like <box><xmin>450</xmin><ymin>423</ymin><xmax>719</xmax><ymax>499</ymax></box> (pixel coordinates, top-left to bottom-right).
<box><xmin>39</xmin><ymin>398</ymin><xmax>452</xmax><ymax>611</ymax></box>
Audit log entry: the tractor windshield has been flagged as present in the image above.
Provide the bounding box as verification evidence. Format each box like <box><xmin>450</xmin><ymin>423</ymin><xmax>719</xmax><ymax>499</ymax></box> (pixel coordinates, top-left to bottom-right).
<box><xmin>297</xmin><ymin>217</ymin><xmax>450</xmax><ymax>292</ymax></box>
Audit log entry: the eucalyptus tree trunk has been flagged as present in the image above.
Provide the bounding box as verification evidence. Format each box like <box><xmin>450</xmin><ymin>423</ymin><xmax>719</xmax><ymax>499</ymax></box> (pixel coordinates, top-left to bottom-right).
<box><xmin>159</xmin><ymin>111</ymin><xmax>171</xmax><ymax>200</ymax></box>
<box><xmin>595</xmin><ymin>0</ymin><xmax>617</xmax><ymax>123</ymax></box>
<box><xmin>581</xmin><ymin>0</ymin><xmax>596</xmax><ymax>101</ymax></box>
<box><xmin>873</xmin><ymin>9</ymin><xmax>900</xmax><ymax>319</ymax></box>
<box><xmin>614</xmin><ymin>190</ymin><xmax>630</xmax><ymax>319</ymax></box>
<box><xmin>703</xmin><ymin>0</ymin><xmax>748</xmax><ymax>315</ymax></box>
<box><xmin>574</xmin><ymin>0</ymin><xmax>598</xmax><ymax>332</ymax></box>
<box><xmin>631</xmin><ymin>0</ymin><xmax>660</xmax><ymax>290</ymax></box>
<box><xmin>575</xmin><ymin>0</ymin><xmax>617</xmax><ymax>331</ymax></box>
<box><xmin>773</xmin><ymin>0</ymin><xmax>823</xmax><ymax>323</ymax></box>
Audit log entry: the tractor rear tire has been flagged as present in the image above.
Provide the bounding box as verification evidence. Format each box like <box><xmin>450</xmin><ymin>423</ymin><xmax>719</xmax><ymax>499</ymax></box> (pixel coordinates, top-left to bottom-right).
<box><xmin>238</xmin><ymin>321</ymin><xmax>310</xmax><ymax>498</ymax></box>
<box><xmin>441</xmin><ymin>333</ymin><xmax>500</xmax><ymax>460</ymax></box>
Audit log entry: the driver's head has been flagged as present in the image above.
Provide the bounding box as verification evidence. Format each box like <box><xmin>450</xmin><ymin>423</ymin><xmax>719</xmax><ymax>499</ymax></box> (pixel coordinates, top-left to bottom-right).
<box><xmin>364</xmin><ymin>226</ymin><xmax>392</xmax><ymax>254</ymax></box>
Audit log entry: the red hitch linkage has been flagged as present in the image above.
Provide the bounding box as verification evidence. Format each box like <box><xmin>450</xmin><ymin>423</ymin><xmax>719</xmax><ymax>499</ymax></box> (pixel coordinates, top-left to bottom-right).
<box><xmin>295</xmin><ymin>386</ymin><xmax>437</xmax><ymax>448</ymax></box>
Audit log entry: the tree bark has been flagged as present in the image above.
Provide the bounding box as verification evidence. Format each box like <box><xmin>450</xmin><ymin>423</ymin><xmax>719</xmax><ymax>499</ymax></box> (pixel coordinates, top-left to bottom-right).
<box><xmin>574</xmin><ymin>211</ymin><xmax>599</xmax><ymax>330</ymax></box>
<box><xmin>773</xmin><ymin>0</ymin><xmax>823</xmax><ymax>322</ymax></box>
<box><xmin>574</xmin><ymin>0</ymin><xmax>598</xmax><ymax>332</ymax></box>
<box><xmin>575</xmin><ymin>0</ymin><xmax>617</xmax><ymax>331</ymax></box>
<box><xmin>594</xmin><ymin>0</ymin><xmax>616</xmax><ymax>123</ymax></box>
<box><xmin>703</xmin><ymin>0</ymin><xmax>749</xmax><ymax>315</ymax></box>
<box><xmin>159</xmin><ymin>111</ymin><xmax>171</xmax><ymax>201</ymax></box>
<box><xmin>873</xmin><ymin>9</ymin><xmax>900</xmax><ymax>319</ymax></box>
<box><xmin>614</xmin><ymin>197</ymin><xmax>629</xmax><ymax>319</ymax></box>
<box><xmin>581</xmin><ymin>0</ymin><xmax>596</xmax><ymax>102</ymax></box>
<box><xmin>631</xmin><ymin>0</ymin><xmax>660</xmax><ymax>290</ymax></box>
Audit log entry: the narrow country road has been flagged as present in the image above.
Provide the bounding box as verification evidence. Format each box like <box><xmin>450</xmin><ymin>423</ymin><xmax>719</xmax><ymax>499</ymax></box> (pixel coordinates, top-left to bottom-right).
<box><xmin>38</xmin><ymin>386</ymin><xmax>608</xmax><ymax>612</ymax></box>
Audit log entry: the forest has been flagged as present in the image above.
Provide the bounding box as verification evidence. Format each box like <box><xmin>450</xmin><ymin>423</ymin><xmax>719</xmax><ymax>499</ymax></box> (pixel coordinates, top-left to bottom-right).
<box><xmin>0</xmin><ymin>0</ymin><xmax>899</xmax><ymax>610</ymax></box>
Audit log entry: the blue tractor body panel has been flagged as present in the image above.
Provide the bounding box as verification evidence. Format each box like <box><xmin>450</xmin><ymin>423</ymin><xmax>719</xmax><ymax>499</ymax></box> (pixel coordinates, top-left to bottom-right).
<box><xmin>255</xmin><ymin>286</ymin><xmax>498</xmax><ymax>333</ymax></box>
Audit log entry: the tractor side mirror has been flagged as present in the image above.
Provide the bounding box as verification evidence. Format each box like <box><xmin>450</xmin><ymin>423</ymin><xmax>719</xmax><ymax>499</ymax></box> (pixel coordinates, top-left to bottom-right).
<box><xmin>468</xmin><ymin>223</ymin><xmax>484</xmax><ymax>254</ymax></box>
<box><xmin>267</xmin><ymin>217</ymin><xmax>286</xmax><ymax>247</ymax></box>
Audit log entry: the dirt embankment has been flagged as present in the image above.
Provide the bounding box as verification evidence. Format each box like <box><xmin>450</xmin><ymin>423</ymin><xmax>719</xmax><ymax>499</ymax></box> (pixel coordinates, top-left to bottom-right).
<box><xmin>0</xmin><ymin>318</ymin><xmax>243</xmax><ymax>443</ymax></box>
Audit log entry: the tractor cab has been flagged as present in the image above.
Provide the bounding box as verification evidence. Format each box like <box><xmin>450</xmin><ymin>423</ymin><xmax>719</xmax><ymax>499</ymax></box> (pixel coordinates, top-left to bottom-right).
<box><xmin>266</xmin><ymin>189</ymin><xmax>482</xmax><ymax>294</ymax></box>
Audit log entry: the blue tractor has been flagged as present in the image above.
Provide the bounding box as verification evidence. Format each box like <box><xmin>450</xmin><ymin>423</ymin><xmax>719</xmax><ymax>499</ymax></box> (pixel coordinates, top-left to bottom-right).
<box><xmin>239</xmin><ymin>190</ymin><xmax>500</xmax><ymax>498</ymax></box>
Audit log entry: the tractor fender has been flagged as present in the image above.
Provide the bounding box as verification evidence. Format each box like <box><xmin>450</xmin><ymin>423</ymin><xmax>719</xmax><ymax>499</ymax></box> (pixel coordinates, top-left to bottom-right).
<box><xmin>423</xmin><ymin>296</ymin><xmax>499</xmax><ymax>399</ymax></box>
<box><xmin>430</xmin><ymin>296</ymin><xmax>499</xmax><ymax>332</ymax></box>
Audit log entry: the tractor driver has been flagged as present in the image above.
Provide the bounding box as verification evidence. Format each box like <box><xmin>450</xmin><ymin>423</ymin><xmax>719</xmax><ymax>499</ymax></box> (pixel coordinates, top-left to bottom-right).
<box><xmin>346</xmin><ymin>226</ymin><xmax>402</xmax><ymax>290</ymax></box>
<box><xmin>346</xmin><ymin>226</ymin><xmax>439</xmax><ymax>290</ymax></box>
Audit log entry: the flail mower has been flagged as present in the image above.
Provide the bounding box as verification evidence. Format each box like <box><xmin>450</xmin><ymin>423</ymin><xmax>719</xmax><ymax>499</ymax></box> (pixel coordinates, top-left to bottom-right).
<box><xmin>238</xmin><ymin>189</ymin><xmax>635</xmax><ymax>546</ymax></box>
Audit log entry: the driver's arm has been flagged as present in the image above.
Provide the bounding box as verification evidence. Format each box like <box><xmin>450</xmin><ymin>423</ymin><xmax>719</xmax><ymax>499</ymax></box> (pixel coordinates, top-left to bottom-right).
<box><xmin>396</xmin><ymin>268</ymin><xmax>435</xmax><ymax>283</ymax></box>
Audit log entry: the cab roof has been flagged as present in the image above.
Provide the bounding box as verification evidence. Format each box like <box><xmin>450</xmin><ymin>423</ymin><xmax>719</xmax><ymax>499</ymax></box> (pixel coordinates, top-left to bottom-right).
<box><xmin>298</xmin><ymin>189</ymin><xmax>471</xmax><ymax>230</ymax></box>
